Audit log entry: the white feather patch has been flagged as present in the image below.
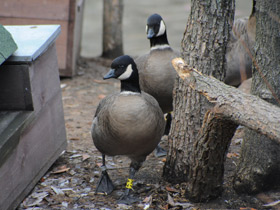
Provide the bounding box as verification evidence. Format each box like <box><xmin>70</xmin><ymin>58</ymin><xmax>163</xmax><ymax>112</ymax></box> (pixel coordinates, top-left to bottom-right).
<box><xmin>118</xmin><ymin>64</ymin><xmax>133</xmax><ymax>80</ymax></box>
<box><xmin>146</xmin><ymin>25</ymin><xmax>148</xmax><ymax>34</ymax></box>
<box><xmin>150</xmin><ymin>44</ymin><xmax>171</xmax><ymax>51</ymax></box>
<box><xmin>156</xmin><ymin>20</ymin><xmax>166</xmax><ymax>37</ymax></box>
<box><xmin>120</xmin><ymin>91</ymin><xmax>140</xmax><ymax>95</ymax></box>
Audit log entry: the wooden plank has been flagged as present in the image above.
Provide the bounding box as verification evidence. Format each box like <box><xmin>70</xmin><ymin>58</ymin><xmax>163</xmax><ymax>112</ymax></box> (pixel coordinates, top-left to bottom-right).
<box><xmin>0</xmin><ymin>18</ymin><xmax>68</xmax><ymax>70</ymax></box>
<box><xmin>4</xmin><ymin>25</ymin><xmax>60</xmax><ymax>62</ymax></box>
<box><xmin>0</xmin><ymin>111</ymin><xmax>35</xmax><ymax>168</ymax></box>
<box><xmin>29</xmin><ymin>44</ymin><xmax>62</xmax><ymax>112</ymax></box>
<box><xmin>0</xmin><ymin>0</ymin><xmax>70</xmax><ymax>21</ymax></box>
<box><xmin>0</xmin><ymin>92</ymin><xmax>67</xmax><ymax>210</ymax></box>
<box><xmin>0</xmin><ymin>65</ymin><xmax>33</xmax><ymax>111</ymax></box>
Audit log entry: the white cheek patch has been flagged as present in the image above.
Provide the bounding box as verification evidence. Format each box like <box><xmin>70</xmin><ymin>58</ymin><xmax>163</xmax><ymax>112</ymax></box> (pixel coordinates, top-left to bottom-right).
<box><xmin>146</xmin><ymin>25</ymin><xmax>148</xmax><ymax>34</ymax></box>
<box><xmin>118</xmin><ymin>64</ymin><xmax>133</xmax><ymax>80</ymax></box>
<box><xmin>156</xmin><ymin>20</ymin><xmax>166</xmax><ymax>37</ymax></box>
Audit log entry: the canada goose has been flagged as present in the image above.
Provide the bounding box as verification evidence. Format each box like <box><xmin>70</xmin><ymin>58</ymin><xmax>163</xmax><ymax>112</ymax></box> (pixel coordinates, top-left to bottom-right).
<box><xmin>91</xmin><ymin>55</ymin><xmax>165</xmax><ymax>203</ymax></box>
<box><xmin>136</xmin><ymin>13</ymin><xmax>179</xmax><ymax>114</ymax></box>
<box><xmin>135</xmin><ymin>14</ymin><xmax>179</xmax><ymax>156</ymax></box>
<box><xmin>225</xmin><ymin>0</ymin><xmax>256</xmax><ymax>87</ymax></box>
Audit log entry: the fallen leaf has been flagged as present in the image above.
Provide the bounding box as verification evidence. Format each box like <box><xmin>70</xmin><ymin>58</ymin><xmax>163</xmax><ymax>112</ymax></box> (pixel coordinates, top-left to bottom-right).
<box><xmin>51</xmin><ymin>186</ymin><xmax>64</xmax><ymax>195</ymax></box>
<box><xmin>143</xmin><ymin>195</ymin><xmax>152</xmax><ymax>203</ymax></box>
<box><xmin>82</xmin><ymin>154</ymin><xmax>90</xmax><ymax>161</ymax></box>
<box><xmin>31</xmin><ymin>192</ymin><xmax>49</xmax><ymax>199</ymax></box>
<box><xmin>167</xmin><ymin>193</ymin><xmax>175</xmax><ymax>206</ymax></box>
<box><xmin>96</xmin><ymin>162</ymin><xmax>102</xmax><ymax>167</ymax></box>
<box><xmin>263</xmin><ymin>200</ymin><xmax>280</xmax><ymax>207</ymax></box>
<box><xmin>62</xmin><ymin>201</ymin><xmax>68</xmax><ymax>208</ymax></box>
<box><xmin>52</xmin><ymin>165</ymin><xmax>70</xmax><ymax>174</ymax></box>
<box><xmin>70</xmin><ymin>154</ymin><xmax>82</xmax><ymax>158</ymax></box>
<box><xmin>227</xmin><ymin>152</ymin><xmax>240</xmax><ymax>158</ymax></box>
<box><xmin>162</xmin><ymin>204</ymin><xmax>169</xmax><ymax>210</ymax></box>
<box><xmin>116</xmin><ymin>203</ymin><xmax>132</xmax><ymax>209</ymax></box>
<box><xmin>166</xmin><ymin>186</ymin><xmax>179</xmax><ymax>193</ymax></box>
<box><xmin>60</xmin><ymin>83</ymin><xmax>67</xmax><ymax>89</ymax></box>
<box><xmin>98</xmin><ymin>94</ymin><xmax>106</xmax><ymax>99</ymax></box>
<box><xmin>143</xmin><ymin>195</ymin><xmax>152</xmax><ymax>210</ymax></box>
<box><xmin>174</xmin><ymin>202</ymin><xmax>193</xmax><ymax>209</ymax></box>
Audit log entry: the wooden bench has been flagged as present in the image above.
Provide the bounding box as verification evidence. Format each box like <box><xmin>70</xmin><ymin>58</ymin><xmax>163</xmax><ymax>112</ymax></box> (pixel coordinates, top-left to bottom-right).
<box><xmin>0</xmin><ymin>25</ymin><xmax>67</xmax><ymax>210</ymax></box>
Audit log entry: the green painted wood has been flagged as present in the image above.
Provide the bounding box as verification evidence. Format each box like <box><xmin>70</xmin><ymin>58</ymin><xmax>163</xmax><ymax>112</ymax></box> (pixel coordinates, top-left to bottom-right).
<box><xmin>0</xmin><ymin>25</ymin><xmax>17</xmax><ymax>65</ymax></box>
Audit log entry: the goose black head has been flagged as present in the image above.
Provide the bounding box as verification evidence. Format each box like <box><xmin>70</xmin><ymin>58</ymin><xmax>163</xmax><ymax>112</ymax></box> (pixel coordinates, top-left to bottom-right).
<box><xmin>146</xmin><ymin>14</ymin><xmax>169</xmax><ymax>48</ymax></box>
<box><xmin>104</xmin><ymin>55</ymin><xmax>141</xmax><ymax>93</ymax></box>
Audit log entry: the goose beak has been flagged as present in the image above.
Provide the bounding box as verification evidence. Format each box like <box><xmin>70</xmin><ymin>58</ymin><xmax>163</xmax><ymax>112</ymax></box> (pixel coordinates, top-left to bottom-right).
<box><xmin>147</xmin><ymin>28</ymin><xmax>155</xmax><ymax>39</ymax></box>
<box><xmin>103</xmin><ymin>69</ymin><xmax>116</xmax><ymax>80</ymax></box>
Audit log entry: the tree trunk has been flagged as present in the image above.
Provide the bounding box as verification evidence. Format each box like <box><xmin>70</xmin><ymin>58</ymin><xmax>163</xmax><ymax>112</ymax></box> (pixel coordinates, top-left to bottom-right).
<box><xmin>233</xmin><ymin>0</ymin><xmax>280</xmax><ymax>194</ymax></box>
<box><xmin>101</xmin><ymin>0</ymin><xmax>124</xmax><ymax>59</ymax></box>
<box><xmin>163</xmin><ymin>0</ymin><xmax>235</xmax><ymax>202</ymax></box>
<box><xmin>172</xmin><ymin>58</ymin><xmax>280</xmax><ymax>143</ymax></box>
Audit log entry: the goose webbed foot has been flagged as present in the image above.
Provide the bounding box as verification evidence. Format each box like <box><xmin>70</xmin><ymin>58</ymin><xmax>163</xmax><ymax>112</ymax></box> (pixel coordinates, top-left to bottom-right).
<box><xmin>118</xmin><ymin>188</ymin><xmax>140</xmax><ymax>204</ymax></box>
<box><xmin>118</xmin><ymin>162</ymin><xmax>142</xmax><ymax>204</ymax></box>
<box><xmin>95</xmin><ymin>169</ymin><xmax>114</xmax><ymax>195</ymax></box>
<box><xmin>154</xmin><ymin>112</ymin><xmax>172</xmax><ymax>157</ymax></box>
<box><xmin>95</xmin><ymin>154</ymin><xmax>114</xmax><ymax>195</ymax></box>
<box><xmin>154</xmin><ymin>144</ymin><xmax>167</xmax><ymax>157</ymax></box>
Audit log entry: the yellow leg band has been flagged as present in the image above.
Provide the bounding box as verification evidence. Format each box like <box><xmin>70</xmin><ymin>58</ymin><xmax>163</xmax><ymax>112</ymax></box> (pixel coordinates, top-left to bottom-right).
<box><xmin>126</xmin><ymin>178</ymin><xmax>134</xmax><ymax>189</ymax></box>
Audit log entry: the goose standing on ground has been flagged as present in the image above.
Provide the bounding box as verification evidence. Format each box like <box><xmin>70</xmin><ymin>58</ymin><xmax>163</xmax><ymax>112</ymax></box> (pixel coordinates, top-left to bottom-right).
<box><xmin>225</xmin><ymin>0</ymin><xmax>256</xmax><ymax>87</ymax></box>
<box><xmin>91</xmin><ymin>55</ymin><xmax>165</xmax><ymax>204</ymax></box>
<box><xmin>135</xmin><ymin>14</ymin><xmax>179</xmax><ymax>156</ymax></box>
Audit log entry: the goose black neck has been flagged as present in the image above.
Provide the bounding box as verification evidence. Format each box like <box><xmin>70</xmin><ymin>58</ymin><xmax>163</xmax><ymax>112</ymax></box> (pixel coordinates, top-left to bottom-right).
<box><xmin>120</xmin><ymin>79</ymin><xmax>141</xmax><ymax>93</ymax></box>
<box><xmin>150</xmin><ymin>33</ymin><xmax>169</xmax><ymax>48</ymax></box>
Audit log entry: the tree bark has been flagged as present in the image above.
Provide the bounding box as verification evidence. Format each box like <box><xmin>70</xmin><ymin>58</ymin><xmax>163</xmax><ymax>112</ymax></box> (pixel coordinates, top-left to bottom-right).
<box><xmin>163</xmin><ymin>0</ymin><xmax>235</xmax><ymax>202</ymax></box>
<box><xmin>172</xmin><ymin>58</ymin><xmax>280</xmax><ymax>143</ymax></box>
<box><xmin>102</xmin><ymin>0</ymin><xmax>124</xmax><ymax>59</ymax></box>
<box><xmin>233</xmin><ymin>0</ymin><xmax>280</xmax><ymax>194</ymax></box>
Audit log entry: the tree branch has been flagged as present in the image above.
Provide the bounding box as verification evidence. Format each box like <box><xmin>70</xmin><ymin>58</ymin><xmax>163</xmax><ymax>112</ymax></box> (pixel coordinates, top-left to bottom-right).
<box><xmin>172</xmin><ymin>57</ymin><xmax>280</xmax><ymax>143</ymax></box>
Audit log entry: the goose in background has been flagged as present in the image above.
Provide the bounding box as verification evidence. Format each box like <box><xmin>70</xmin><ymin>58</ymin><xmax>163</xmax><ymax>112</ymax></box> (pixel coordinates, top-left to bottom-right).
<box><xmin>135</xmin><ymin>13</ymin><xmax>179</xmax><ymax>156</ymax></box>
<box><xmin>225</xmin><ymin>0</ymin><xmax>256</xmax><ymax>87</ymax></box>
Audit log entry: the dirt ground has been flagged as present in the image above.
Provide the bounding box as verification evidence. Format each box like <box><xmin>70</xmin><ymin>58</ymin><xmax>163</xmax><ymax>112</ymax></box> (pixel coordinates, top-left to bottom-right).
<box><xmin>17</xmin><ymin>58</ymin><xmax>280</xmax><ymax>210</ymax></box>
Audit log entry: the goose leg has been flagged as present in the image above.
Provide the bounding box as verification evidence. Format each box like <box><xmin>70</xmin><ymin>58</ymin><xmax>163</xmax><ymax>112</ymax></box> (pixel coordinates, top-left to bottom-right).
<box><xmin>118</xmin><ymin>161</ymin><xmax>142</xmax><ymax>204</ymax></box>
<box><xmin>155</xmin><ymin>112</ymin><xmax>172</xmax><ymax>157</ymax></box>
<box><xmin>95</xmin><ymin>154</ymin><xmax>114</xmax><ymax>195</ymax></box>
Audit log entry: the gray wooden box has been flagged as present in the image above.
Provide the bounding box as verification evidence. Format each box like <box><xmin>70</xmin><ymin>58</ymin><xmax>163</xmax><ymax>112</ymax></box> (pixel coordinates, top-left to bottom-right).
<box><xmin>0</xmin><ymin>25</ymin><xmax>67</xmax><ymax>210</ymax></box>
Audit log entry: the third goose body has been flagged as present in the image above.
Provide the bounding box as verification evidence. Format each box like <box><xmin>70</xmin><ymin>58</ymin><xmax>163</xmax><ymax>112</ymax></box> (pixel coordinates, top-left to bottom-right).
<box><xmin>225</xmin><ymin>0</ymin><xmax>256</xmax><ymax>87</ymax></box>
